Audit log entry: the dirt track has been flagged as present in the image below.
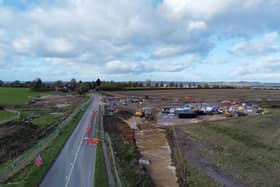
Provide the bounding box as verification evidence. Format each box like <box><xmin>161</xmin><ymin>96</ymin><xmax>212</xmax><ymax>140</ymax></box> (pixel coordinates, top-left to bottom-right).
<box><xmin>135</xmin><ymin>128</ymin><xmax>178</xmax><ymax>187</ymax></box>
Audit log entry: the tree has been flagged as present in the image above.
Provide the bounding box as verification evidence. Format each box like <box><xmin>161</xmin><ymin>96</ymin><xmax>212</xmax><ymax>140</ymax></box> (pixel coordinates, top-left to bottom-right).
<box><xmin>160</xmin><ymin>82</ymin><xmax>164</xmax><ymax>87</ymax></box>
<box><xmin>32</xmin><ymin>78</ymin><xmax>43</xmax><ymax>91</ymax></box>
<box><xmin>76</xmin><ymin>82</ymin><xmax>90</xmax><ymax>94</ymax></box>
<box><xmin>169</xmin><ymin>82</ymin><xmax>175</xmax><ymax>87</ymax></box>
<box><xmin>69</xmin><ymin>78</ymin><xmax>77</xmax><ymax>90</ymax></box>
<box><xmin>11</xmin><ymin>80</ymin><xmax>21</xmax><ymax>87</ymax></box>
<box><xmin>0</xmin><ymin>80</ymin><xmax>3</xmax><ymax>87</ymax></box>
<box><xmin>179</xmin><ymin>82</ymin><xmax>183</xmax><ymax>88</ymax></box>
<box><xmin>146</xmin><ymin>80</ymin><xmax>152</xmax><ymax>87</ymax></box>
<box><xmin>155</xmin><ymin>82</ymin><xmax>159</xmax><ymax>88</ymax></box>
<box><xmin>96</xmin><ymin>78</ymin><xmax>101</xmax><ymax>87</ymax></box>
<box><xmin>54</xmin><ymin>80</ymin><xmax>63</xmax><ymax>88</ymax></box>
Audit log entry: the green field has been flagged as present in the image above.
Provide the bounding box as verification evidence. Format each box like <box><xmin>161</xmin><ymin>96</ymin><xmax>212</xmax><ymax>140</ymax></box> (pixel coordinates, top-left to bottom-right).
<box><xmin>32</xmin><ymin>113</ymin><xmax>63</xmax><ymax>128</ymax></box>
<box><xmin>175</xmin><ymin>109</ymin><xmax>280</xmax><ymax>186</ymax></box>
<box><xmin>0</xmin><ymin>111</ymin><xmax>17</xmax><ymax>122</ymax></box>
<box><xmin>0</xmin><ymin>88</ymin><xmax>43</xmax><ymax>105</ymax></box>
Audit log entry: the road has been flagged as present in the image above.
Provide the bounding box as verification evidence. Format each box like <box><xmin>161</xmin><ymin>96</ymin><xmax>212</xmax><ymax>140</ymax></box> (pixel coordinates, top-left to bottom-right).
<box><xmin>40</xmin><ymin>94</ymin><xmax>100</xmax><ymax>187</ymax></box>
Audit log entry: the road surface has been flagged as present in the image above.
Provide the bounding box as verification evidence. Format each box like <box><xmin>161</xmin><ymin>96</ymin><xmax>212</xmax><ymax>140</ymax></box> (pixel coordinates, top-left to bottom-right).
<box><xmin>40</xmin><ymin>94</ymin><xmax>100</xmax><ymax>187</ymax></box>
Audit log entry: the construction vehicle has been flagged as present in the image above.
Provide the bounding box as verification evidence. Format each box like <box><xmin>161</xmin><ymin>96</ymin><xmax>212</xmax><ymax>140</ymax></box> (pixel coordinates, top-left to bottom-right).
<box><xmin>135</xmin><ymin>111</ymin><xmax>143</xmax><ymax>117</ymax></box>
<box><xmin>225</xmin><ymin>106</ymin><xmax>247</xmax><ymax>117</ymax></box>
<box><xmin>135</xmin><ymin>107</ymin><xmax>153</xmax><ymax>120</ymax></box>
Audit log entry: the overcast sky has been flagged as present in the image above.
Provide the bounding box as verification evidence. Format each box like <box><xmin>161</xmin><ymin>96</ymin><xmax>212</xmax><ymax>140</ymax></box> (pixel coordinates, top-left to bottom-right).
<box><xmin>0</xmin><ymin>0</ymin><xmax>280</xmax><ymax>82</ymax></box>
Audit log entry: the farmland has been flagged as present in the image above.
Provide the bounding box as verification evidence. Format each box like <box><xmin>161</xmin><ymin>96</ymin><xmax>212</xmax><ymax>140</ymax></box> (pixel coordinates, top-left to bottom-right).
<box><xmin>108</xmin><ymin>88</ymin><xmax>280</xmax><ymax>104</ymax></box>
<box><xmin>0</xmin><ymin>88</ymin><xmax>44</xmax><ymax>105</ymax></box>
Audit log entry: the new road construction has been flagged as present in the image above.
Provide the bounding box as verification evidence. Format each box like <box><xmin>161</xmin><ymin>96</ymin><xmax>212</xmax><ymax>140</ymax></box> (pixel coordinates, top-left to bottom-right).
<box><xmin>40</xmin><ymin>94</ymin><xmax>101</xmax><ymax>187</ymax></box>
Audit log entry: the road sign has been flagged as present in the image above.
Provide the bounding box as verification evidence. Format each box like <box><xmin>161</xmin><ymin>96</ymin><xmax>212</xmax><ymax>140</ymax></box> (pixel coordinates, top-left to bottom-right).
<box><xmin>34</xmin><ymin>155</ymin><xmax>43</xmax><ymax>167</ymax></box>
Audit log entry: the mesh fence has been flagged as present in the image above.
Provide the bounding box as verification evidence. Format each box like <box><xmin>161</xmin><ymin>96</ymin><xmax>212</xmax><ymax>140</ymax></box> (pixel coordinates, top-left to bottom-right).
<box><xmin>0</xmin><ymin>98</ymin><xmax>91</xmax><ymax>183</ymax></box>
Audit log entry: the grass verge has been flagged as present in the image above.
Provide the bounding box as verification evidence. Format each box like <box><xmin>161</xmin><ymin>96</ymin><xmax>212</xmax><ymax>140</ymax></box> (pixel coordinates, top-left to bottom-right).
<box><xmin>3</xmin><ymin>109</ymin><xmax>84</xmax><ymax>187</ymax></box>
<box><xmin>94</xmin><ymin>143</ymin><xmax>108</xmax><ymax>187</ymax></box>
<box><xmin>94</xmin><ymin>109</ymin><xmax>108</xmax><ymax>187</ymax></box>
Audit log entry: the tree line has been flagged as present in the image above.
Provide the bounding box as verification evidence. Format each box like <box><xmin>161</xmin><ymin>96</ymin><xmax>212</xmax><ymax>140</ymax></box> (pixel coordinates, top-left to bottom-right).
<box><xmin>0</xmin><ymin>78</ymin><xmax>236</xmax><ymax>93</ymax></box>
<box><xmin>0</xmin><ymin>78</ymin><xmax>101</xmax><ymax>94</ymax></box>
<box><xmin>99</xmin><ymin>80</ymin><xmax>236</xmax><ymax>90</ymax></box>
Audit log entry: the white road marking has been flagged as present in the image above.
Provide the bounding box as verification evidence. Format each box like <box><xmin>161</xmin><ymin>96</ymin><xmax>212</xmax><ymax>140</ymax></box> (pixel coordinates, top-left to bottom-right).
<box><xmin>64</xmin><ymin>101</ymin><xmax>96</xmax><ymax>187</ymax></box>
<box><xmin>64</xmin><ymin>139</ymin><xmax>83</xmax><ymax>187</ymax></box>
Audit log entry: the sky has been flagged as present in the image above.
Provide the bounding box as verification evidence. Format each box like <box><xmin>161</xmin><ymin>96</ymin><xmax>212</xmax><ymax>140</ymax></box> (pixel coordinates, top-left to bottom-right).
<box><xmin>0</xmin><ymin>0</ymin><xmax>280</xmax><ymax>82</ymax></box>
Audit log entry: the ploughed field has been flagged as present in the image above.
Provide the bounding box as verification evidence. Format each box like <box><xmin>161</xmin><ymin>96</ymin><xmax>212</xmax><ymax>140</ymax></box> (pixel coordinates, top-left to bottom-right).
<box><xmin>170</xmin><ymin>108</ymin><xmax>280</xmax><ymax>187</ymax></box>
<box><xmin>109</xmin><ymin>89</ymin><xmax>280</xmax><ymax>104</ymax></box>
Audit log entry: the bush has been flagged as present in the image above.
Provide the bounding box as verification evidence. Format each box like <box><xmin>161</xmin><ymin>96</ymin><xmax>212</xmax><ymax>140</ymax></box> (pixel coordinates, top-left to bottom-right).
<box><xmin>111</xmin><ymin>136</ymin><xmax>155</xmax><ymax>187</ymax></box>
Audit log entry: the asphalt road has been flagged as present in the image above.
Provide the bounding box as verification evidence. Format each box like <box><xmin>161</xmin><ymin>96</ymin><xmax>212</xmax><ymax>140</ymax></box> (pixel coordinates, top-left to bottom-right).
<box><xmin>40</xmin><ymin>94</ymin><xmax>100</xmax><ymax>187</ymax></box>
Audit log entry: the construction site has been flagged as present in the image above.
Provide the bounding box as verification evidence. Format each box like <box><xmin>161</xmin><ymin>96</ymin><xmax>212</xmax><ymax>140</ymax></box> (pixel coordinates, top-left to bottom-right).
<box><xmin>102</xmin><ymin>89</ymin><xmax>280</xmax><ymax>187</ymax></box>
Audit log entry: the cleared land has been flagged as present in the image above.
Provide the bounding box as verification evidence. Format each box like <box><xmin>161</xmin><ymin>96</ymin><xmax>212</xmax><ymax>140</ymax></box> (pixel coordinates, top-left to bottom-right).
<box><xmin>108</xmin><ymin>89</ymin><xmax>280</xmax><ymax>104</ymax></box>
<box><xmin>171</xmin><ymin>109</ymin><xmax>280</xmax><ymax>186</ymax></box>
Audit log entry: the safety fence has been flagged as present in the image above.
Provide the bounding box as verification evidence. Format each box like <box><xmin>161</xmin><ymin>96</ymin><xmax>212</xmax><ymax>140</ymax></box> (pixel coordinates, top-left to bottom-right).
<box><xmin>0</xmin><ymin>98</ymin><xmax>91</xmax><ymax>183</ymax></box>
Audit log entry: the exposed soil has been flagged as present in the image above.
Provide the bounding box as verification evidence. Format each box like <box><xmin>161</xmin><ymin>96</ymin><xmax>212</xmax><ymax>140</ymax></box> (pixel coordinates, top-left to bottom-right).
<box><xmin>30</xmin><ymin>95</ymin><xmax>83</xmax><ymax>108</ymax></box>
<box><xmin>108</xmin><ymin>89</ymin><xmax>280</xmax><ymax>106</ymax></box>
<box><xmin>103</xmin><ymin>111</ymin><xmax>134</xmax><ymax>136</ymax></box>
<box><xmin>135</xmin><ymin>128</ymin><xmax>178</xmax><ymax>187</ymax></box>
<box><xmin>0</xmin><ymin>121</ymin><xmax>55</xmax><ymax>164</ymax></box>
<box><xmin>167</xmin><ymin>128</ymin><xmax>247</xmax><ymax>187</ymax></box>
